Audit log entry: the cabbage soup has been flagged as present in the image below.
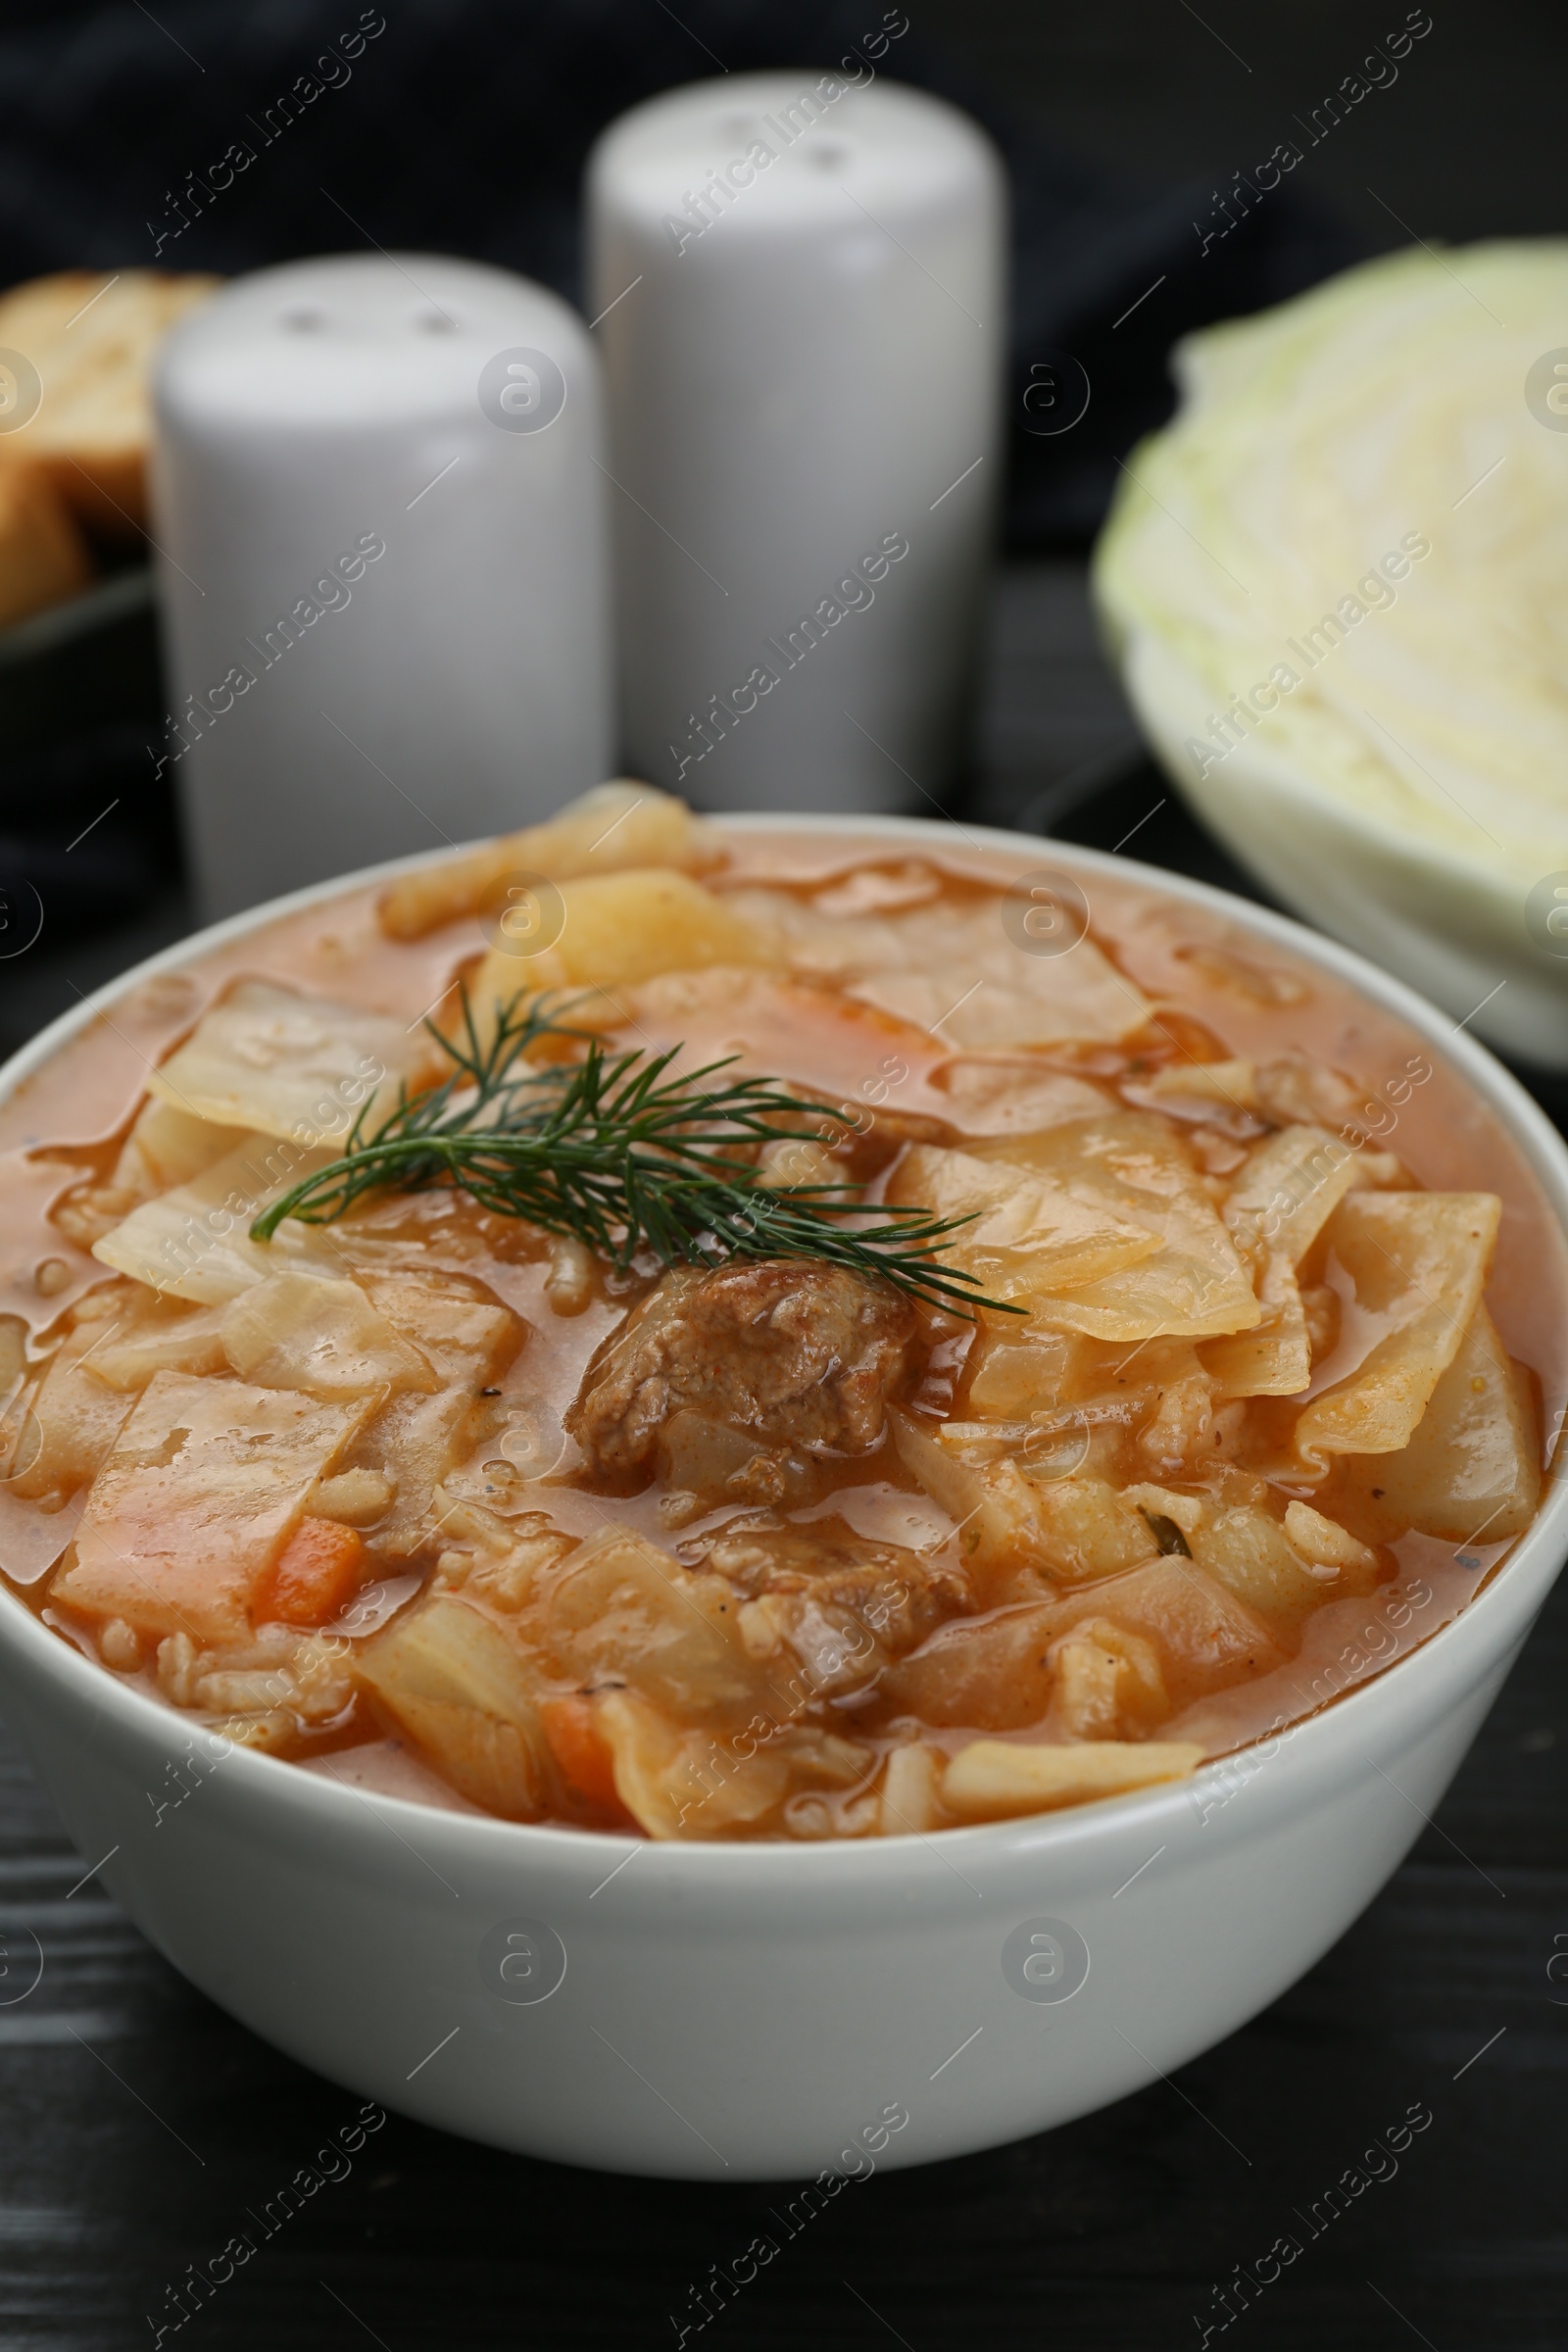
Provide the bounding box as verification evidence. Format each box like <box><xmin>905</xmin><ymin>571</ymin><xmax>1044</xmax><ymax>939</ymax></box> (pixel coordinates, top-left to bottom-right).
<box><xmin>0</xmin><ymin>787</ymin><xmax>1560</xmax><ymax>1841</ymax></box>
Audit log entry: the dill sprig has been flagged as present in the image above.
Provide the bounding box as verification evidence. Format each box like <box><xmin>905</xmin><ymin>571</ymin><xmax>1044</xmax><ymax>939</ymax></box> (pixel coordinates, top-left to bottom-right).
<box><xmin>251</xmin><ymin>990</ymin><xmax>1016</xmax><ymax>1318</ymax></box>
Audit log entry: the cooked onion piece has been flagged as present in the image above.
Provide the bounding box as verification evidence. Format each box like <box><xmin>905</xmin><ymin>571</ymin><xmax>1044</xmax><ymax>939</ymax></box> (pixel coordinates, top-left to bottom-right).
<box><xmin>357</xmin><ymin>1592</ymin><xmax>554</xmax><ymax>1818</ymax></box>
<box><xmin>543</xmin><ymin>1528</ymin><xmax>763</xmax><ymax>1720</ymax></box>
<box><xmin>1190</xmin><ymin>1498</ymin><xmax>1367</xmax><ymax>1631</ymax></box>
<box><xmin>595</xmin><ymin>1689</ymin><xmax>789</xmax><ymax>1840</ymax></box>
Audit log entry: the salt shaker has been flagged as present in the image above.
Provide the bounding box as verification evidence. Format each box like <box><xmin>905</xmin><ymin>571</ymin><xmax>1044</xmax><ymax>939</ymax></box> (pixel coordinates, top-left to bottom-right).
<box><xmin>151</xmin><ymin>253</ymin><xmax>613</xmax><ymax>917</ymax></box>
<box><xmin>589</xmin><ymin>70</ymin><xmax>1005</xmax><ymax>814</ymax></box>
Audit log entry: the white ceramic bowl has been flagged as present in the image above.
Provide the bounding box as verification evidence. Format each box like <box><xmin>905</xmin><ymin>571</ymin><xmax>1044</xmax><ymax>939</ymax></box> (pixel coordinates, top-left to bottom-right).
<box><xmin>2</xmin><ymin>816</ymin><xmax>1565</xmax><ymax>2181</ymax></box>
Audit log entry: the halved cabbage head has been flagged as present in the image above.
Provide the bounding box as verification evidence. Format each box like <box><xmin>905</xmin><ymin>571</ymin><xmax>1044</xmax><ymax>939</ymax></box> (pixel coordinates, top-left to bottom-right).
<box><xmin>1093</xmin><ymin>240</ymin><xmax>1568</xmax><ymax>1062</ymax></box>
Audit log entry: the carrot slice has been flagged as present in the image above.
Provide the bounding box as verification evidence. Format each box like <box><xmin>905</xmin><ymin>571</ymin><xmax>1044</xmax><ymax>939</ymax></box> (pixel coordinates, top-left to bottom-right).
<box><xmin>540</xmin><ymin>1693</ymin><xmax>623</xmax><ymax>1812</ymax></box>
<box><xmin>258</xmin><ymin>1516</ymin><xmax>368</xmax><ymax>1628</ymax></box>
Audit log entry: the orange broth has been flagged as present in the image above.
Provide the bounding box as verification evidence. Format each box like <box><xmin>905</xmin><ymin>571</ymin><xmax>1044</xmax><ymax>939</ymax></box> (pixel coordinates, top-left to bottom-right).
<box><xmin>0</xmin><ymin>828</ymin><xmax>1562</xmax><ymax>1824</ymax></box>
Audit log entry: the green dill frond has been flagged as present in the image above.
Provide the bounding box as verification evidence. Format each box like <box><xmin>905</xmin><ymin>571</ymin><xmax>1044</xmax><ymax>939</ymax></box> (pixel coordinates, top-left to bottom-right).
<box><xmin>251</xmin><ymin>989</ymin><xmax>1018</xmax><ymax>1318</ymax></box>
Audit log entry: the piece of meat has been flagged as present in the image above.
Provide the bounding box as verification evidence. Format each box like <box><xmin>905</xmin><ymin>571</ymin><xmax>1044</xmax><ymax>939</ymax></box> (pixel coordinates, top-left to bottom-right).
<box><xmin>566</xmin><ymin>1259</ymin><xmax>916</xmax><ymax>1483</ymax></box>
<box><xmin>677</xmin><ymin>1517</ymin><xmax>971</xmax><ymax>1703</ymax></box>
<box><xmin>685</xmin><ymin>1520</ymin><xmax>970</xmax><ymax>1657</ymax></box>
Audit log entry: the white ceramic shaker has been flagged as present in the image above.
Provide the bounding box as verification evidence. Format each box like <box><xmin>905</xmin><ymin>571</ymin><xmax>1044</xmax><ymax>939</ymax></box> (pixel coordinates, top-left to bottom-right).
<box><xmin>150</xmin><ymin>253</ymin><xmax>613</xmax><ymax>917</ymax></box>
<box><xmin>588</xmin><ymin>70</ymin><xmax>1005</xmax><ymax>814</ymax></box>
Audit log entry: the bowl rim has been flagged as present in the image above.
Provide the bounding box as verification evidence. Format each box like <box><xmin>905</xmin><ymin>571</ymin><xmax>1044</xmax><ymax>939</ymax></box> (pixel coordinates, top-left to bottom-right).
<box><xmin>3</xmin><ymin>808</ymin><xmax>1565</xmax><ymax>1879</ymax></box>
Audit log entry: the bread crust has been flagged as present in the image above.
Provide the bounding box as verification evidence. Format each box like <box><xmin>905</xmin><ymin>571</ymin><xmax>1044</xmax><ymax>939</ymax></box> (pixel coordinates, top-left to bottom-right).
<box><xmin>0</xmin><ymin>461</ymin><xmax>92</xmax><ymax>629</ymax></box>
<box><xmin>0</xmin><ymin>270</ymin><xmax>220</xmax><ymax>533</ymax></box>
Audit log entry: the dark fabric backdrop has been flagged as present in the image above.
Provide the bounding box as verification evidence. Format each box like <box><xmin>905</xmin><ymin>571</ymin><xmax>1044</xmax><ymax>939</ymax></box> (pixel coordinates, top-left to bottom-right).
<box><xmin>0</xmin><ymin>0</ymin><xmax>1353</xmax><ymax>961</ymax></box>
<box><xmin>0</xmin><ymin>0</ymin><xmax>1353</xmax><ymax>547</ymax></box>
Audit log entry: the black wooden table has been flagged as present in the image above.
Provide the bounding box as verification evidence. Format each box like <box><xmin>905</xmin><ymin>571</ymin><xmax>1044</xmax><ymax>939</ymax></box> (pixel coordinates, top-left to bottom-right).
<box><xmin>2</xmin><ymin>565</ymin><xmax>1564</xmax><ymax>2351</ymax></box>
